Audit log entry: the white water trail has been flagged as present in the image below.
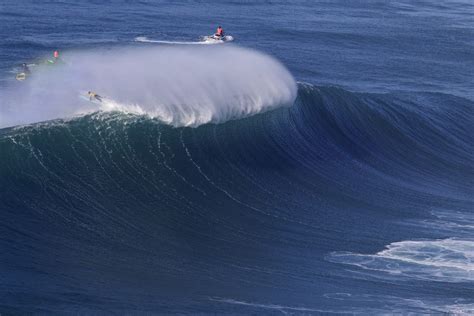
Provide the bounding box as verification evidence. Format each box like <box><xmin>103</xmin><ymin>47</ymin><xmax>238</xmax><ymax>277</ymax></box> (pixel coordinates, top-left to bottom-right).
<box><xmin>0</xmin><ymin>45</ymin><xmax>297</xmax><ymax>128</ymax></box>
<box><xmin>134</xmin><ymin>36</ymin><xmax>233</xmax><ymax>45</ymax></box>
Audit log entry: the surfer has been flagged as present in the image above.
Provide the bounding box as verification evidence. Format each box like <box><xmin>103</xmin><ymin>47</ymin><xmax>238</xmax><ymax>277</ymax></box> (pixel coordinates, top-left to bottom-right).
<box><xmin>21</xmin><ymin>63</ymin><xmax>31</xmax><ymax>74</ymax></box>
<box><xmin>88</xmin><ymin>91</ymin><xmax>103</xmax><ymax>102</ymax></box>
<box><xmin>215</xmin><ymin>26</ymin><xmax>224</xmax><ymax>38</ymax></box>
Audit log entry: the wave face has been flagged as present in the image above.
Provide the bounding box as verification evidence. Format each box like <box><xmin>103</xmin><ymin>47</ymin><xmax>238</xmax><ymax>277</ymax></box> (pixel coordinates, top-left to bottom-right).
<box><xmin>1</xmin><ymin>85</ymin><xmax>473</xmax><ymax>313</ymax></box>
<box><xmin>0</xmin><ymin>46</ymin><xmax>297</xmax><ymax>128</ymax></box>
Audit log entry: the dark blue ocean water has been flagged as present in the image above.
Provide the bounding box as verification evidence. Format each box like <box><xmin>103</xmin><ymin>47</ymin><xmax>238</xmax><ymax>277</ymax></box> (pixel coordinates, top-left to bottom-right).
<box><xmin>1</xmin><ymin>0</ymin><xmax>473</xmax><ymax>314</ymax></box>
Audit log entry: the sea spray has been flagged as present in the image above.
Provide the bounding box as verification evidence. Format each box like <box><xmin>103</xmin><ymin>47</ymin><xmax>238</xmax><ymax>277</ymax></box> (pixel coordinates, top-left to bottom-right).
<box><xmin>0</xmin><ymin>46</ymin><xmax>297</xmax><ymax>128</ymax></box>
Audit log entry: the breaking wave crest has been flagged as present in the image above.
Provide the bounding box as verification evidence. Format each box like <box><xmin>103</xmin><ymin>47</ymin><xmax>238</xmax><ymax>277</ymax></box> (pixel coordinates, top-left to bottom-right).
<box><xmin>0</xmin><ymin>45</ymin><xmax>296</xmax><ymax>128</ymax></box>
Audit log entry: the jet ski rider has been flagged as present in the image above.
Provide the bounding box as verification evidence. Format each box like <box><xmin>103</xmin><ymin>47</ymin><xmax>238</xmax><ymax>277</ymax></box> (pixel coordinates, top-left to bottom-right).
<box><xmin>21</xmin><ymin>63</ymin><xmax>31</xmax><ymax>75</ymax></box>
<box><xmin>215</xmin><ymin>26</ymin><xmax>224</xmax><ymax>37</ymax></box>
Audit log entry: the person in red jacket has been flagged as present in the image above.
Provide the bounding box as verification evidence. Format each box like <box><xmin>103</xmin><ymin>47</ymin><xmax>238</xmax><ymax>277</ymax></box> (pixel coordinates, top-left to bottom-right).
<box><xmin>215</xmin><ymin>26</ymin><xmax>224</xmax><ymax>37</ymax></box>
<box><xmin>47</xmin><ymin>50</ymin><xmax>62</xmax><ymax>64</ymax></box>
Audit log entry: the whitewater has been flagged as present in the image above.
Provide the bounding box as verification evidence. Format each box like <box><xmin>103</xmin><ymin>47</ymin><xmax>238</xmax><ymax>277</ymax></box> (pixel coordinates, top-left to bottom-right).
<box><xmin>0</xmin><ymin>46</ymin><xmax>296</xmax><ymax>128</ymax></box>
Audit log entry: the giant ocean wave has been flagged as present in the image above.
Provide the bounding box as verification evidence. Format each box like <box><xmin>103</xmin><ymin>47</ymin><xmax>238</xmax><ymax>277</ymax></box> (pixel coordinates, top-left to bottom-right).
<box><xmin>0</xmin><ymin>84</ymin><xmax>473</xmax><ymax>313</ymax></box>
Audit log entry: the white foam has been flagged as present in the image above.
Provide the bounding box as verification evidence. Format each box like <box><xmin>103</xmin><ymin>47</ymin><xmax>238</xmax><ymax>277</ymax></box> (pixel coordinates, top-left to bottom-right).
<box><xmin>0</xmin><ymin>46</ymin><xmax>296</xmax><ymax>128</ymax></box>
<box><xmin>329</xmin><ymin>238</ymin><xmax>474</xmax><ymax>283</ymax></box>
<box><xmin>134</xmin><ymin>36</ymin><xmax>228</xmax><ymax>45</ymax></box>
<box><xmin>323</xmin><ymin>293</ymin><xmax>474</xmax><ymax>314</ymax></box>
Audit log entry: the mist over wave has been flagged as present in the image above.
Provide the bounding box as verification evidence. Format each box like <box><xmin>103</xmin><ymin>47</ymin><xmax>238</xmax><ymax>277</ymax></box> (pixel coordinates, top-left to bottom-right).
<box><xmin>0</xmin><ymin>46</ymin><xmax>296</xmax><ymax>128</ymax></box>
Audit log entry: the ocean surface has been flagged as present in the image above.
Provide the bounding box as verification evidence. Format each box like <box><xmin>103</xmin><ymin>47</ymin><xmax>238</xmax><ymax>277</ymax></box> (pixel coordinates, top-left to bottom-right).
<box><xmin>1</xmin><ymin>0</ymin><xmax>473</xmax><ymax>314</ymax></box>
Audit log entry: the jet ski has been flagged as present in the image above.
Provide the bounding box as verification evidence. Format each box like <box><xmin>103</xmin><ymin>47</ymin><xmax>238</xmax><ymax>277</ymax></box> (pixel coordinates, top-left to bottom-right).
<box><xmin>201</xmin><ymin>34</ymin><xmax>234</xmax><ymax>44</ymax></box>
<box><xmin>15</xmin><ymin>63</ymin><xmax>32</xmax><ymax>81</ymax></box>
<box><xmin>16</xmin><ymin>72</ymin><xmax>27</xmax><ymax>81</ymax></box>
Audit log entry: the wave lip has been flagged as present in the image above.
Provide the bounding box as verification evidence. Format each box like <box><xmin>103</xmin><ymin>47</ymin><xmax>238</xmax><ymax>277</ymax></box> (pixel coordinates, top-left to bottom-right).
<box><xmin>1</xmin><ymin>46</ymin><xmax>297</xmax><ymax>128</ymax></box>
